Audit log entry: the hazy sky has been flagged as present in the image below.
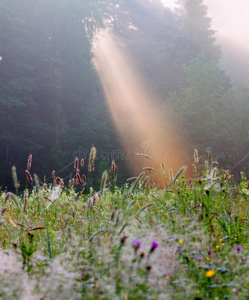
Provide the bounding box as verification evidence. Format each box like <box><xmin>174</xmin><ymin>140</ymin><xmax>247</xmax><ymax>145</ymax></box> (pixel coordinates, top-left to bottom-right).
<box><xmin>162</xmin><ymin>0</ymin><xmax>249</xmax><ymax>80</ymax></box>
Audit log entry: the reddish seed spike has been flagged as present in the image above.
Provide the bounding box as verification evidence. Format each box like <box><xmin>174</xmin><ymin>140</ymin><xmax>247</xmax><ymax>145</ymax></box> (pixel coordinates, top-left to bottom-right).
<box><xmin>27</xmin><ymin>154</ymin><xmax>32</xmax><ymax>170</ymax></box>
<box><xmin>76</xmin><ymin>173</ymin><xmax>82</xmax><ymax>185</ymax></box>
<box><xmin>52</xmin><ymin>170</ymin><xmax>55</xmax><ymax>179</ymax></box>
<box><xmin>111</xmin><ymin>159</ymin><xmax>115</xmax><ymax>172</ymax></box>
<box><xmin>74</xmin><ymin>157</ymin><xmax>79</xmax><ymax>170</ymax></box>
<box><xmin>82</xmin><ymin>175</ymin><xmax>86</xmax><ymax>185</ymax></box>
<box><xmin>80</xmin><ymin>158</ymin><xmax>84</xmax><ymax>168</ymax></box>
<box><xmin>56</xmin><ymin>177</ymin><xmax>62</xmax><ymax>184</ymax></box>
<box><xmin>25</xmin><ymin>170</ymin><xmax>33</xmax><ymax>184</ymax></box>
<box><xmin>4</xmin><ymin>192</ymin><xmax>10</xmax><ymax>203</ymax></box>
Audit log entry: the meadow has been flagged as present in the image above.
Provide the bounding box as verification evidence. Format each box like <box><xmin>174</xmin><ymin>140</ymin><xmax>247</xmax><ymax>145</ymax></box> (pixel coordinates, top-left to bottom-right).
<box><xmin>0</xmin><ymin>149</ymin><xmax>249</xmax><ymax>299</ymax></box>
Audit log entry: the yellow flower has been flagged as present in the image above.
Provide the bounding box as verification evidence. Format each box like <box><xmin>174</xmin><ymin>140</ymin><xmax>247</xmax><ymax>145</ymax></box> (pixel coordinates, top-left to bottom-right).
<box><xmin>166</xmin><ymin>275</ymin><xmax>170</xmax><ymax>280</ymax></box>
<box><xmin>179</xmin><ymin>239</ymin><xmax>183</xmax><ymax>244</ymax></box>
<box><xmin>216</xmin><ymin>245</ymin><xmax>219</xmax><ymax>249</ymax></box>
<box><xmin>220</xmin><ymin>238</ymin><xmax>222</xmax><ymax>242</ymax></box>
<box><xmin>206</xmin><ymin>270</ymin><xmax>215</xmax><ymax>277</ymax></box>
<box><xmin>222</xmin><ymin>243</ymin><xmax>225</xmax><ymax>246</ymax></box>
<box><xmin>206</xmin><ymin>257</ymin><xmax>210</xmax><ymax>261</ymax></box>
<box><xmin>235</xmin><ymin>238</ymin><xmax>237</xmax><ymax>240</ymax></box>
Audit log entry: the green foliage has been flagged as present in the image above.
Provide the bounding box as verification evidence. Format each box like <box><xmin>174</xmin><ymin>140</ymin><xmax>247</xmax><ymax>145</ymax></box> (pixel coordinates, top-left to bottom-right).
<box><xmin>0</xmin><ymin>151</ymin><xmax>249</xmax><ymax>298</ymax></box>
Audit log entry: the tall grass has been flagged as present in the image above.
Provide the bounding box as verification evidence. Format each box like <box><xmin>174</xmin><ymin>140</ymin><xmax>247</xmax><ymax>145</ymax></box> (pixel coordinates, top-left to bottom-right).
<box><xmin>0</xmin><ymin>150</ymin><xmax>248</xmax><ymax>299</ymax></box>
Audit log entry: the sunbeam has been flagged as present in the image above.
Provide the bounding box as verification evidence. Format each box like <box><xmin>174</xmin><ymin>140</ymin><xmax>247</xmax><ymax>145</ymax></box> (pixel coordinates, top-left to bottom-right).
<box><xmin>94</xmin><ymin>30</ymin><xmax>189</xmax><ymax>186</ymax></box>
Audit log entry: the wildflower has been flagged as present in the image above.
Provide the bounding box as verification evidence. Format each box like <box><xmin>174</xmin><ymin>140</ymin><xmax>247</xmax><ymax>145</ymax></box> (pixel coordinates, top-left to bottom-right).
<box><xmin>146</xmin><ymin>265</ymin><xmax>152</xmax><ymax>271</ymax></box>
<box><xmin>132</xmin><ymin>238</ymin><xmax>141</xmax><ymax>251</ymax></box>
<box><xmin>4</xmin><ymin>192</ymin><xmax>11</xmax><ymax>203</ymax></box>
<box><xmin>177</xmin><ymin>247</ymin><xmax>182</xmax><ymax>252</ymax></box>
<box><xmin>140</xmin><ymin>251</ymin><xmax>145</xmax><ymax>259</ymax></box>
<box><xmin>206</xmin><ymin>270</ymin><xmax>215</xmax><ymax>277</ymax></box>
<box><xmin>1</xmin><ymin>207</ymin><xmax>6</xmax><ymax>215</ymax></box>
<box><xmin>206</xmin><ymin>257</ymin><xmax>210</xmax><ymax>261</ymax></box>
<box><xmin>43</xmin><ymin>183</ymin><xmax>47</xmax><ymax>190</ymax></box>
<box><xmin>120</xmin><ymin>235</ymin><xmax>128</xmax><ymax>244</ymax></box>
<box><xmin>166</xmin><ymin>275</ymin><xmax>170</xmax><ymax>280</ymax></box>
<box><xmin>216</xmin><ymin>245</ymin><xmax>219</xmax><ymax>249</ymax></box>
<box><xmin>149</xmin><ymin>241</ymin><xmax>158</xmax><ymax>253</ymax></box>
<box><xmin>178</xmin><ymin>239</ymin><xmax>183</xmax><ymax>244</ymax></box>
<box><xmin>234</xmin><ymin>245</ymin><xmax>243</xmax><ymax>252</ymax></box>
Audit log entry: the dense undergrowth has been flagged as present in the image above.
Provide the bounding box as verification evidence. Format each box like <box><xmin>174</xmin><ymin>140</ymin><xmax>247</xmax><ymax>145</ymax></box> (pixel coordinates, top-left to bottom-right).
<box><xmin>0</xmin><ymin>150</ymin><xmax>249</xmax><ymax>299</ymax></box>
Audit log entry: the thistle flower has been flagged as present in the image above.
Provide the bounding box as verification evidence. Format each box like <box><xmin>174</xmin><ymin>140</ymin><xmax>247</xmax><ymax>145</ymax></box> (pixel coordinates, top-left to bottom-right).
<box><xmin>27</xmin><ymin>154</ymin><xmax>32</xmax><ymax>170</ymax></box>
<box><xmin>234</xmin><ymin>245</ymin><xmax>243</xmax><ymax>252</ymax></box>
<box><xmin>25</xmin><ymin>170</ymin><xmax>33</xmax><ymax>184</ymax></box>
<box><xmin>149</xmin><ymin>241</ymin><xmax>158</xmax><ymax>253</ymax></box>
<box><xmin>146</xmin><ymin>265</ymin><xmax>152</xmax><ymax>271</ymax></box>
<box><xmin>4</xmin><ymin>192</ymin><xmax>11</xmax><ymax>203</ymax></box>
<box><xmin>120</xmin><ymin>235</ymin><xmax>128</xmax><ymax>244</ymax></box>
<box><xmin>1</xmin><ymin>207</ymin><xmax>6</xmax><ymax>215</ymax></box>
<box><xmin>132</xmin><ymin>238</ymin><xmax>141</xmax><ymax>251</ymax></box>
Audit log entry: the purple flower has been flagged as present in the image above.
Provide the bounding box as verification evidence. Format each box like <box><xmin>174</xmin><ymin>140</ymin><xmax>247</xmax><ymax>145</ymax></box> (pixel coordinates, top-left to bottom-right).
<box><xmin>177</xmin><ymin>247</ymin><xmax>182</xmax><ymax>252</ymax></box>
<box><xmin>132</xmin><ymin>238</ymin><xmax>141</xmax><ymax>251</ymax></box>
<box><xmin>234</xmin><ymin>245</ymin><xmax>243</xmax><ymax>252</ymax></box>
<box><xmin>196</xmin><ymin>255</ymin><xmax>201</xmax><ymax>260</ymax></box>
<box><xmin>150</xmin><ymin>241</ymin><xmax>159</xmax><ymax>253</ymax></box>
